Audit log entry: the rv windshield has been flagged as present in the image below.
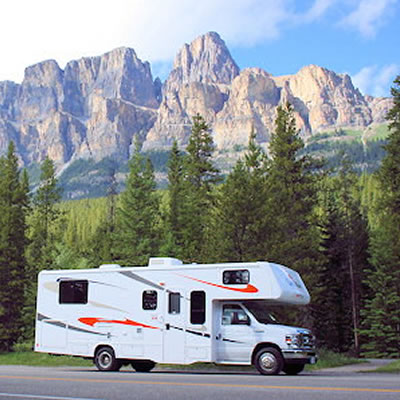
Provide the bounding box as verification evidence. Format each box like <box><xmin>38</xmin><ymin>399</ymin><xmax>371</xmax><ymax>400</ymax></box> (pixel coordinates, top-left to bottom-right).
<box><xmin>243</xmin><ymin>301</ymin><xmax>279</xmax><ymax>325</ymax></box>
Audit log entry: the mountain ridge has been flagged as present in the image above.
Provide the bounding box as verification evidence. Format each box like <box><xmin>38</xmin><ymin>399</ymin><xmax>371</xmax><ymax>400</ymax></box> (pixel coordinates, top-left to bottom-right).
<box><xmin>0</xmin><ymin>32</ymin><xmax>393</xmax><ymax>197</ymax></box>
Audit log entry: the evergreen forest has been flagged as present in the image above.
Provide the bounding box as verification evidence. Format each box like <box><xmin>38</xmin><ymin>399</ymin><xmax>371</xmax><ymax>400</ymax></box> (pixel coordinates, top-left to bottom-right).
<box><xmin>1</xmin><ymin>77</ymin><xmax>400</xmax><ymax>359</ymax></box>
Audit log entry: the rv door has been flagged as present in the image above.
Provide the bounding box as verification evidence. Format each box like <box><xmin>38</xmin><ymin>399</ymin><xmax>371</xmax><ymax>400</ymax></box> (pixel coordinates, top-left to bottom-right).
<box><xmin>216</xmin><ymin>303</ymin><xmax>256</xmax><ymax>363</ymax></box>
<box><xmin>163</xmin><ymin>289</ymin><xmax>186</xmax><ymax>363</ymax></box>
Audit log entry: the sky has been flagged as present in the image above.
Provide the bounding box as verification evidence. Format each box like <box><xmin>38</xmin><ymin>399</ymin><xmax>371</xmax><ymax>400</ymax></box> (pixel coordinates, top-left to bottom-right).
<box><xmin>0</xmin><ymin>0</ymin><xmax>399</xmax><ymax>97</ymax></box>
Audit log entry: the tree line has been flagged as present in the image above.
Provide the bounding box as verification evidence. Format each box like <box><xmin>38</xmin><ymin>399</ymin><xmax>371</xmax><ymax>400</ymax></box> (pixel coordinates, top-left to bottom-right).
<box><xmin>1</xmin><ymin>77</ymin><xmax>400</xmax><ymax>358</ymax></box>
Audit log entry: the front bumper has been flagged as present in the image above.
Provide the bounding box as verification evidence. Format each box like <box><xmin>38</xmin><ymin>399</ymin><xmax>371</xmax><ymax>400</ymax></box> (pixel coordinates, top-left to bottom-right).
<box><xmin>282</xmin><ymin>350</ymin><xmax>318</xmax><ymax>364</ymax></box>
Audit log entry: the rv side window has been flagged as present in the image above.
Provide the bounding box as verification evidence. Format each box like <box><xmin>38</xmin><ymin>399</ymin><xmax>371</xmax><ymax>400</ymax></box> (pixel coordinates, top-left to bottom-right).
<box><xmin>223</xmin><ymin>269</ymin><xmax>250</xmax><ymax>285</ymax></box>
<box><xmin>168</xmin><ymin>292</ymin><xmax>180</xmax><ymax>314</ymax></box>
<box><xmin>190</xmin><ymin>291</ymin><xmax>206</xmax><ymax>324</ymax></box>
<box><xmin>222</xmin><ymin>304</ymin><xmax>250</xmax><ymax>325</ymax></box>
<box><xmin>59</xmin><ymin>280</ymin><xmax>88</xmax><ymax>304</ymax></box>
<box><xmin>143</xmin><ymin>290</ymin><xmax>157</xmax><ymax>310</ymax></box>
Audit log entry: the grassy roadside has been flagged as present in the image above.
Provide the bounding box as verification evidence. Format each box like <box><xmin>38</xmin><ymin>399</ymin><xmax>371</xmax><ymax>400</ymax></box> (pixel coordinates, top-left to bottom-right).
<box><xmin>0</xmin><ymin>348</ymin><xmax>363</xmax><ymax>371</ymax></box>
<box><xmin>0</xmin><ymin>351</ymin><xmax>92</xmax><ymax>367</ymax></box>
<box><xmin>305</xmin><ymin>349</ymin><xmax>362</xmax><ymax>371</ymax></box>
<box><xmin>372</xmin><ymin>360</ymin><xmax>400</xmax><ymax>373</ymax></box>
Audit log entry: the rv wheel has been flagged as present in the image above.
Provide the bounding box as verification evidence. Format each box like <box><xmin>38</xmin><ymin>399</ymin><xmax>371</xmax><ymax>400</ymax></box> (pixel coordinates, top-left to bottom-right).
<box><xmin>131</xmin><ymin>360</ymin><xmax>156</xmax><ymax>372</ymax></box>
<box><xmin>283</xmin><ymin>364</ymin><xmax>305</xmax><ymax>375</ymax></box>
<box><xmin>94</xmin><ymin>347</ymin><xmax>122</xmax><ymax>371</ymax></box>
<box><xmin>254</xmin><ymin>347</ymin><xmax>283</xmax><ymax>375</ymax></box>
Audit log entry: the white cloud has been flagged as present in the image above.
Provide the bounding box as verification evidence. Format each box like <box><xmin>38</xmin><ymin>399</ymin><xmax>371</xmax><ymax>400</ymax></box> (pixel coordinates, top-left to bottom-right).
<box><xmin>0</xmin><ymin>0</ymin><xmax>329</xmax><ymax>83</ymax></box>
<box><xmin>124</xmin><ymin>0</ymin><xmax>290</xmax><ymax>60</ymax></box>
<box><xmin>0</xmin><ymin>0</ymin><xmax>396</xmax><ymax>84</ymax></box>
<box><xmin>301</xmin><ymin>0</ymin><xmax>337</xmax><ymax>22</ymax></box>
<box><xmin>339</xmin><ymin>0</ymin><xmax>396</xmax><ymax>37</ymax></box>
<box><xmin>352</xmin><ymin>64</ymin><xmax>399</xmax><ymax>96</ymax></box>
<box><xmin>0</xmin><ymin>0</ymin><xmax>133</xmax><ymax>82</ymax></box>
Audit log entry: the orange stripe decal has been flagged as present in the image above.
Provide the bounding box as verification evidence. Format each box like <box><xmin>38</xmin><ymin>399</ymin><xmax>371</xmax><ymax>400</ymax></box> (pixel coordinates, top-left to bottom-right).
<box><xmin>179</xmin><ymin>275</ymin><xmax>258</xmax><ymax>293</ymax></box>
<box><xmin>79</xmin><ymin>317</ymin><xmax>159</xmax><ymax>329</ymax></box>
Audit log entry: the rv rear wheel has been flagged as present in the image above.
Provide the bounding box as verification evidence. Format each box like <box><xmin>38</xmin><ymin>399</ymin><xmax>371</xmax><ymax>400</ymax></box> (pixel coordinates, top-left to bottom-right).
<box><xmin>131</xmin><ymin>360</ymin><xmax>156</xmax><ymax>372</ymax></box>
<box><xmin>254</xmin><ymin>347</ymin><xmax>283</xmax><ymax>375</ymax></box>
<box><xmin>94</xmin><ymin>346</ymin><xmax>122</xmax><ymax>371</ymax></box>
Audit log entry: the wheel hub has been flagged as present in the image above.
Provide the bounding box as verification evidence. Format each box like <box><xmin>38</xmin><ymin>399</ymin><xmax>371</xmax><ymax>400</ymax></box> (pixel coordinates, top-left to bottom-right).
<box><xmin>99</xmin><ymin>353</ymin><xmax>111</xmax><ymax>368</ymax></box>
<box><xmin>259</xmin><ymin>353</ymin><xmax>276</xmax><ymax>371</ymax></box>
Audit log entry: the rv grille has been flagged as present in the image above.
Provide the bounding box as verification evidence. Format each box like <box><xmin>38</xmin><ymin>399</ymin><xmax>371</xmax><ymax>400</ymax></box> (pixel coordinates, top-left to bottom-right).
<box><xmin>299</xmin><ymin>333</ymin><xmax>314</xmax><ymax>349</ymax></box>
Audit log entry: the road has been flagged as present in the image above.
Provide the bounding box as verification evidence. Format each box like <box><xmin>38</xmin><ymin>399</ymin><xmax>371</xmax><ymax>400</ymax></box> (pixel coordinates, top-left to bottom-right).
<box><xmin>0</xmin><ymin>365</ymin><xmax>399</xmax><ymax>400</ymax></box>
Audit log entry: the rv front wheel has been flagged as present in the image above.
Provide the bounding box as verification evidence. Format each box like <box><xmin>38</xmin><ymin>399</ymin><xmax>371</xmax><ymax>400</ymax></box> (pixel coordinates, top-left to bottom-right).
<box><xmin>94</xmin><ymin>347</ymin><xmax>122</xmax><ymax>371</ymax></box>
<box><xmin>254</xmin><ymin>347</ymin><xmax>283</xmax><ymax>375</ymax></box>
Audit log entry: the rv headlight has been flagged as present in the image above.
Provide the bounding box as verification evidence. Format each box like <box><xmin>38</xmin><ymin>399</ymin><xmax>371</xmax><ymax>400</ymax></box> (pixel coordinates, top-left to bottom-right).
<box><xmin>285</xmin><ymin>333</ymin><xmax>302</xmax><ymax>348</ymax></box>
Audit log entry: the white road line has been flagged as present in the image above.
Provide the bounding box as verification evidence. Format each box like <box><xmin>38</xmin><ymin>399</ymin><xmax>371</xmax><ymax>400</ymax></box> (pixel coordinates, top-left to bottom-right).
<box><xmin>0</xmin><ymin>394</ymin><xmax>104</xmax><ymax>400</ymax></box>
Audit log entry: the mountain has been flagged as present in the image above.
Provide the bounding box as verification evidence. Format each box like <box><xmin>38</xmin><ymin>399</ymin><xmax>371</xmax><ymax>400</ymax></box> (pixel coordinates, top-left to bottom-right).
<box><xmin>0</xmin><ymin>47</ymin><xmax>160</xmax><ymax>167</ymax></box>
<box><xmin>0</xmin><ymin>32</ymin><xmax>393</xmax><ymax>198</ymax></box>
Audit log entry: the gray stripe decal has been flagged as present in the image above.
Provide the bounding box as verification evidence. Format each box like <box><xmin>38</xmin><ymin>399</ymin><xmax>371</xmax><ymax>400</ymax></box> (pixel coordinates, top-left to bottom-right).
<box><xmin>169</xmin><ymin>324</ymin><xmax>211</xmax><ymax>339</ymax></box>
<box><xmin>37</xmin><ymin>313</ymin><xmax>108</xmax><ymax>337</ymax></box>
<box><xmin>89</xmin><ymin>279</ymin><xmax>124</xmax><ymax>289</ymax></box>
<box><xmin>222</xmin><ymin>338</ymin><xmax>245</xmax><ymax>343</ymax></box>
<box><xmin>118</xmin><ymin>271</ymin><xmax>166</xmax><ymax>291</ymax></box>
<box><xmin>56</xmin><ymin>278</ymin><xmax>123</xmax><ymax>290</ymax></box>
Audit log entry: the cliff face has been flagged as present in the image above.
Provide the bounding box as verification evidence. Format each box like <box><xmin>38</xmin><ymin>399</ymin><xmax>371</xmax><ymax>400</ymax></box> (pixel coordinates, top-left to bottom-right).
<box><xmin>143</xmin><ymin>32</ymin><xmax>239</xmax><ymax>150</ymax></box>
<box><xmin>0</xmin><ymin>31</ymin><xmax>392</xmax><ymax>172</ymax></box>
<box><xmin>143</xmin><ymin>33</ymin><xmax>391</xmax><ymax>152</ymax></box>
<box><xmin>0</xmin><ymin>47</ymin><xmax>160</xmax><ymax>167</ymax></box>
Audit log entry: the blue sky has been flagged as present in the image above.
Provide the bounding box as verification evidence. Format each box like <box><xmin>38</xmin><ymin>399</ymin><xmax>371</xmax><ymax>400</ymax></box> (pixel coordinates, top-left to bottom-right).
<box><xmin>1</xmin><ymin>0</ymin><xmax>398</xmax><ymax>97</ymax></box>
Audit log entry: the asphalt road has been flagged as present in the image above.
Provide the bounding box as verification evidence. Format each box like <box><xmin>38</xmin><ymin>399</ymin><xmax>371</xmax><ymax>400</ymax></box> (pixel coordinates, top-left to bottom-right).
<box><xmin>0</xmin><ymin>365</ymin><xmax>399</xmax><ymax>400</ymax></box>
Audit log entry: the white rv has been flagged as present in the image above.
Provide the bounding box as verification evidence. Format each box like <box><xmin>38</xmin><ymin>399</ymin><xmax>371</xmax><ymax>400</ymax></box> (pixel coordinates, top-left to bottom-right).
<box><xmin>35</xmin><ymin>258</ymin><xmax>317</xmax><ymax>375</ymax></box>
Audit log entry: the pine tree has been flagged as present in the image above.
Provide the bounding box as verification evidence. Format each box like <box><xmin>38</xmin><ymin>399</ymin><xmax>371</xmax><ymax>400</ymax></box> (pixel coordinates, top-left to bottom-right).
<box><xmin>178</xmin><ymin>114</ymin><xmax>221</xmax><ymax>262</ymax></box>
<box><xmin>0</xmin><ymin>142</ymin><xmax>30</xmax><ymax>351</ymax></box>
<box><xmin>27</xmin><ymin>157</ymin><xmax>62</xmax><ymax>271</ymax></box>
<box><xmin>185</xmin><ymin>114</ymin><xmax>221</xmax><ymax>191</ymax></box>
<box><xmin>315</xmin><ymin>161</ymin><xmax>369</xmax><ymax>354</ymax></box>
<box><xmin>24</xmin><ymin>156</ymin><xmax>62</xmax><ymax>342</ymax></box>
<box><xmin>88</xmin><ymin>168</ymin><xmax>118</xmax><ymax>265</ymax></box>
<box><xmin>264</xmin><ymin>103</ymin><xmax>322</xmax><ymax>279</ymax></box>
<box><xmin>337</xmin><ymin>161</ymin><xmax>369</xmax><ymax>355</ymax></box>
<box><xmin>361</xmin><ymin>76</ymin><xmax>400</xmax><ymax>357</ymax></box>
<box><xmin>211</xmin><ymin>131</ymin><xmax>269</xmax><ymax>261</ymax></box>
<box><xmin>161</xmin><ymin>140</ymin><xmax>187</xmax><ymax>258</ymax></box>
<box><xmin>114</xmin><ymin>145</ymin><xmax>160</xmax><ymax>265</ymax></box>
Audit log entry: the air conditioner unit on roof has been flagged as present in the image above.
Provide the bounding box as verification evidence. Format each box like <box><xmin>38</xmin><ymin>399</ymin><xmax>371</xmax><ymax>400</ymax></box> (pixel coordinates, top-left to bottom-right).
<box><xmin>148</xmin><ymin>258</ymin><xmax>183</xmax><ymax>267</ymax></box>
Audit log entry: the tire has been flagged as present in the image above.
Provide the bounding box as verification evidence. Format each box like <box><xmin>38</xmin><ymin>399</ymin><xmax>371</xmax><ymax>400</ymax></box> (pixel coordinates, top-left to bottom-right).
<box><xmin>283</xmin><ymin>364</ymin><xmax>305</xmax><ymax>375</ymax></box>
<box><xmin>94</xmin><ymin>346</ymin><xmax>122</xmax><ymax>371</ymax></box>
<box><xmin>253</xmin><ymin>347</ymin><xmax>284</xmax><ymax>375</ymax></box>
<box><xmin>131</xmin><ymin>360</ymin><xmax>156</xmax><ymax>372</ymax></box>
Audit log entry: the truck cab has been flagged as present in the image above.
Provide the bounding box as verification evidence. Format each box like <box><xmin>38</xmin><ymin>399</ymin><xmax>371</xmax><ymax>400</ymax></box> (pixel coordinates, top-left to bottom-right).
<box><xmin>214</xmin><ymin>300</ymin><xmax>316</xmax><ymax>375</ymax></box>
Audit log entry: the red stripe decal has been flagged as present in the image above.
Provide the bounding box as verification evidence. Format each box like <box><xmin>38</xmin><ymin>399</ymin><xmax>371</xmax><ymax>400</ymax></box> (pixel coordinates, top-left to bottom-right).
<box><xmin>179</xmin><ymin>275</ymin><xmax>258</xmax><ymax>293</ymax></box>
<box><xmin>79</xmin><ymin>317</ymin><xmax>159</xmax><ymax>329</ymax></box>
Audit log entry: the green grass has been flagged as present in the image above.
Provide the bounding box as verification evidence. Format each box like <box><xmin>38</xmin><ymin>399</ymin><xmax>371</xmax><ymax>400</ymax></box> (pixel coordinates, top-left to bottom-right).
<box><xmin>372</xmin><ymin>360</ymin><xmax>400</xmax><ymax>373</ymax></box>
<box><xmin>342</xmin><ymin>129</ymin><xmax>363</xmax><ymax>138</ymax></box>
<box><xmin>305</xmin><ymin>349</ymin><xmax>363</xmax><ymax>371</ymax></box>
<box><xmin>0</xmin><ymin>351</ymin><xmax>92</xmax><ymax>367</ymax></box>
<box><xmin>0</xmin><ymin>348</ymin><xmax>363</xmax><ymax>372</ymax></box>
<box><xmin>370</xmin><ymin>124</ymin><xmax>390</xmax><ymax>141</ymax></box>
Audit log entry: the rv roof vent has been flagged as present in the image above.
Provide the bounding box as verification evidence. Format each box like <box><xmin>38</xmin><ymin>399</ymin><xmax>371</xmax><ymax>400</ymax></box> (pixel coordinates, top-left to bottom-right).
<box><xmin>99</xmin><ymin>264</ymin><xmax>121</xmax><ymax>269</ymax></box>
<box><xmin>148</xmin><ymin>258</ymin><xmax>183</xmax><ymax>267</ymax></box>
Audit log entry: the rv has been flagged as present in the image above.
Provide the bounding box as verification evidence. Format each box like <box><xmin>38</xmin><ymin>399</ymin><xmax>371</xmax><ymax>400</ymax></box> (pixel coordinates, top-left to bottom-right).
<box><xmin>35</xmin><ymin>258</ymin><xmax>317</xmax><ymax>375</ymax></box>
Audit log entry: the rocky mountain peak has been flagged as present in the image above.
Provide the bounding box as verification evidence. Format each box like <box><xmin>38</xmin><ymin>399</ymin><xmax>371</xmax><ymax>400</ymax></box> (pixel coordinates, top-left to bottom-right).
<box><xmin>272</xmin><ymin>64</ymin><xmax>372</xmax><ymax>131</ymax></box>
<box><xmin>23</xmin><ymin>59</ymin><xmax>63</xmax><ymax>87</ymax></box>
<box><xmin>171</xmin><ymin>31</ymin><xmax>240</xmax><ymax>86</ymax></box>
<box><xmin>0</xmin><ymin>32</ymin><xmax>393</xmax><ymax>198</ymax></box>
<box><xmin>93</xmin><ymin>47</ymin><xmax>159</xmax><ymax>108</ymax></box>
